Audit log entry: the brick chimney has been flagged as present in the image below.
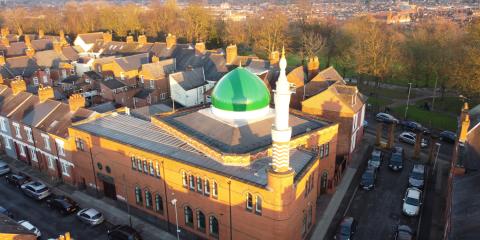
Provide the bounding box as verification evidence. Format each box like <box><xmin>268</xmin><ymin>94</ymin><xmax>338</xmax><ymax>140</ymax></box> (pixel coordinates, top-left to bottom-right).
<box><xmin>17</xmin><ymin>27</ymin><xmax>23</xmax><ymax>36</ymax></box>
<box><xmin>59</xmin><ymin>30</ymin><xmax>67</xmax><ymax>45</ymax></box>
<box><xmin>126</xmin><ymin>36</ymin><xmax>134</xmax><ymax>44</ymax></box>
<box><xmin>0</xmin><ymin>74</ymin><xmax>3</xmax><ymax>84</ymax></box>
<box><xmin>53</xmin><ymin>41</ymin><xmax>62</xmax><ymax>54</ymax></box>
<box><xmin>103</xmin><ymin>32</ymin><xmax>112</xmax><ymax>43</ymax></box>
<box><xmin>1</xmin><ymin>37</ymin><xmax>9</xmax><ymax>47</ymax></box>
<box><xmin>152</xmin><ymin>55</ymin><xmax>159</xmax><ymax>63</ymax></box>
<box><xmin>38</xmin><ymin>84</ymin><xmax>54</xmax><ymax>102</ymax></box>
<box><xmin>459</xmin><ymin>102</ymin><xmax>470</xmax><ymax>143</ymax></box>
<box><xmin>38</xmin><ymin>29</ymin><xmax>44</xmax><ymax>39</ymax></box>
<box><xmin>269</xmin><ymin>50</ymin><xmax>280</xmax><ymax>65</ymax></box>
<box><xmin>25</xmin><ymin>47</ymin><xmax>35</xmax><ymax>58</ymax></box>
<box><xmin>307</xmin><ymin>57</ymin><xmax>320</xmax><ymax>80</ymax></box>
<box><xmin>226</xmin><ymin>44</ymin><xmax>237</xmax><ymax>65</ymax></box>
<box><xmin>166</xmin><ymin>33</ymin><xmax>176</xmax><ymax>49</ymax></box>
<box><xmin>11</xmin><ymin>79</ymin><xmax>26</xmax><ymax>95</ymax></box>
<box><xmin>0</xmin><ymin>55</ymin><xmax>5</xmax><ymax>66</ymax></box>
<box><xmin>0</xmin><ymin>27</ymin><xmax>9</xmax><ymax>38</ymax></box>
<box><xmin>195</xmin><ymin>42</ymin><xmax>206</xmax><ymax>55</ymax></box>
<box><xmin>138</xmin><ymin>35</ymin><xmax>147</xmax><ymax>45</ymax></box>
<box><xmin>24</xmin><ymin>35</ymin><xmax>31</xmax><ymax>47</ymax></box>
<box><xmin>68</xmin><ymin>93</ymin><xmax>86</xmax><ymax>112</ymax></box>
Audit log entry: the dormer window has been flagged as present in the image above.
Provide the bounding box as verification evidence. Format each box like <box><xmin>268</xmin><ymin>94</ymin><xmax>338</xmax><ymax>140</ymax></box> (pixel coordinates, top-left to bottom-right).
<box><xmin>33</xmin><ymin>77</ymin><xmax>39</xmax><ymax>86</ymax></box>
<box><xmin>120</xmin><ymin>72</ymin><xmax>125</xmax><ymax>81</ymax></box>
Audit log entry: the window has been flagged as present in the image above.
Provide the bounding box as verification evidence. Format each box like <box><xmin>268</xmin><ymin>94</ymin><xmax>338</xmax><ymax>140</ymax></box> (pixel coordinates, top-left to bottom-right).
<box><xmin>305</xmin><ymin>178</ymin><xmax>309</xmax><ymax>197</ymax></box>
<box><xmin>45</xmin><ymin>68</ymin><xmax>50</xmax><ymax>76</ymax></box>
<box><xmin>140</xmin><ymin>75</ymin><xmax>144</xmax><ymax>83</ymax></box>
<box><xmin>143</xmin><ymin>160</ymin><xmax>148</xmax><ymax>173</ymax></box>
<box><xmin>184</xmin><ymin>206</ymin><xmax>193</xmax><ymax>226</ymax></box>
<box><xmin>319</xmin><ymin>144</ymin><xmax>324</xmax><ymax>159</ymax></box>
<box><xmin>137</xmin><ymin>158</ymin><xmax>142</xmax><ymax>172</ymax></box>
<box><xmin>204</xmin><ymin>179</ymin><xmax>210</xmax><ymax>196</ymax></box>
<box><xmin>41</xmin><ymin>133</ymin><xmax>50</xmax><ymax>151</ymax></box>
<box><xmin>149</xmin><ymin>79</ymin><xmax>155</xmax><ymax>89</ymax></box>
<box><xmin>3</xmin><ymin>136</ymin><xmax>10</xmax><ymax>149</ymax></box>
<box><xmin>120</xmin><ymin>72</ymin><xmax>125</xmax><ymax>81</ymax></box>
<box><xmin>308</xmin><ymin>205</ymin><xmax>313</xmax><ymax>227</ymax></box>
<box><xmin>145</xmin><ymin>189</ymin><xmax>152</xmax><ymax>209</ymax></box>
<box><xmin>155</xmin><ymin>194</ymin><xmax>163</xmax><ymax>214</ymax></box>
<box><xmin>12</xmin><ymin>122</ymin><xmax>21</xmax><ymax>138</ymax></box>
<box><xmin>197</xmin><ymin>210</ymin><xmax>206</xmax><ymax>231</ymax></box>
<box><xmin>56</xmin><ymin>139</ymin><xmax>65</xmax><ymax>157</ymax></box>
<box><xmin>30</xmin><ymin>148</ymin><xmax>37</xmax><ymax>161</ymax></box>
<box><xmin>42</xmin><ymin>75</ymin><xmax>48</xmax><ymax>83</ymax></box>
<box><xmin>135</xmin><ymin>186</ymin><xmax>143</xmax><ymax>205</ymax></box>
<box><xmin>189</xmin><ymin>175</ymin><xmax>195</xmax><ymax>190</ymax></box>
<box><xmin>302</xmin><ymin>212</ymin><xmax>307</xmax><ymax>236</ymax></box>
<box><xmin>61</xmin><ymin>69</ymin><xmax>67</xmax><ymax>79</ymax></box>
<box><xmin>0</xmin><ymin>117</ymin><xmax>6</xmax><ymax>132</ymax></box>
<box><xmin>155</xmin><ymin>161</ymin><xmax>160</xmax><ymax>177</ymax></box>
<box><xmin>47</xmin><ymin>156</ymin><xmax>54</xmax><ymax>169</ymax></box>
<box><xmin>352</xmin><ymin>112</ymin><xmax>358</xmax><ymax>132</ymax></box>
<box><xmin>61</xmin><ymin>162</ymin><xmax>70</xmax><ymax>176</ymax></box>
<box><xmin>255</xmin><ymin>195</ymin><xmax>262</xmax><ymax>214</ymax></box>
<box><xmin>209</xmin><ymin>216</ymin><xmax>219</xmax><ymax>236</ymax></box>
<box><xmin>24</xmin><ymin>127</ymin><xmax>33</xmax><ymax>143</ymax></box>
<box><xmin>197</xmin><ymin>176</ymin><xmax>203</xmax><ymax>192</ymax></box>
<box><xmin>160</xmin><ymin>92</ymin><xmax>166</xmax><ymax>100</ymax></box>
<box><xmin>75</xmin><ymin>138</ymin><xmax>85</xmax><ymax>151</ymax></box>
<box><xmin>131</xmin><ymin>156</ymin><xmax>136</xmax><ymax>169</ymax></box>
<box><xmin>212</xmin><ymin>181</ymin><xmax>218</xmax><ymax>198</ymax></box>
<box><xmin>33</xmin><ymin>77</ymin><xmax>39</xmax><ymax>86</ymax></box>
<box><xmin>149</xmin><ymin>161</ymin><xmax>155</xmax><ymax>176</ymax></box>
<box><xmin>182</xmin><ymin>171</ymin><xmax>187</xmax><ymax>187</ymax></box>
<box><xmin>325</xmin><ymin>143</ymin><xmax>330</xmax><ymax>157</ymax></box>
<box><xmin>246</xmin><ymin>193</ymin><xmax>253</xmax><ymax>210</ymax></box>
<box><xmin>310</xmin><ymin>173</ymin><xmax>315</xmax><ymax>192</ymax></box>
<box><xmin>19</xmin><ymin>145</ymin><xmax>26</xmax><ymax>157</ymax></box>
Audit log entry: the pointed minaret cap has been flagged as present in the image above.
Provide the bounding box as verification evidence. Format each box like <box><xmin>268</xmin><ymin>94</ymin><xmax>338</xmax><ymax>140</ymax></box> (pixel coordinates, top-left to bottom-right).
<box><xmin>279</xmin><ymin>46</ymin><xmax>287</xmax><ymax>70</ymax></box>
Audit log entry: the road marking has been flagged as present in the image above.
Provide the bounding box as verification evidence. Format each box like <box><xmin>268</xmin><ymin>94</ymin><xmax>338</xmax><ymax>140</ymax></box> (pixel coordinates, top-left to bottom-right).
<box><xmin>343</xmin><ymin>185</ymin><xmax>359</xmax><ymax>217</ymax></box>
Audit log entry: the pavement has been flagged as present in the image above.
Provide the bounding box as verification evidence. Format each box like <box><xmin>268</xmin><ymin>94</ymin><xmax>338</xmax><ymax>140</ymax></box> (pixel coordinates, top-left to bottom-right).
<box><xmin>0</xmin><ymin>154</ymin><xmax>177</xmax><ymax>240</ymax></box>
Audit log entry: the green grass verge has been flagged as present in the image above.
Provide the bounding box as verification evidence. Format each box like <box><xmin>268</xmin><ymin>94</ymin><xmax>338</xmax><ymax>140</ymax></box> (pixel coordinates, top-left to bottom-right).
<box><xmin>358</xmin><ymin>85</ymin><xmax>416</xmax><ymax>99</ymax></box>
<box><xmin>392</xmin><ymin>105</ymin><xmax>458</xmax><ymax>131</ymax></box>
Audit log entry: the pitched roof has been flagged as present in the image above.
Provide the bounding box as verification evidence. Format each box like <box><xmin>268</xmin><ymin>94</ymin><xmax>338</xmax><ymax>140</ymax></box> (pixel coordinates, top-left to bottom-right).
<box><xmin>34</xmin><ymin>50</ymin><xmax>69</xmax><ymax>68</ymax></box>
<box><xmin>114</xmin><ymin>53</ymin><xmax>150</xmax><ymax>72</ymax></box>
<box><xmin>169</xmin><ymin>67</ymin><xmax>206</xmax><ymax>90</ymax></box>
<box><xmin>100</xmin><ymin>78</ymin><xmax>127</xmax><ymax>90</ymax></box>
<box><xmin>92</xmin><ymin>41</ymin><xmax>153</xmax><ymax>56</ymax></box>
<box><xmin>36</xmin><ymin>103</ymin><xmax>96</xmax><ymax>138</ymax></box>
<box><xmin>244</xmin><ymin>59</ymin><xmax>270</xmax><ymax>75</ymax></box>
<box><xmin>88</xmin><ymin>102</ymin><xmax>118</xmax><ymax>113</ymax></box>
<box><xmin>76</xmin><ymin>32</ymin><xmax>104</xmax><ymax>44</ymax></box>
<box><xmin>131</xmin><ymin>103</ymin><xmax>172</xmax><ymax>121</ymax></box>
<box><xmin>0</xmin><ymin>56</ymin><xmax>39</xmax><ymax>79</ymax></box>
<box><xmin>171</xmin><ymin>48</ymin><xmax>227</xmax><ymax>81</ymax></box>
<box><xmin>141</xmin><ymin>59</ymin><xmax>176</xmax><ymax>80</ymax></box>
<box><xmin>450</xmin><ymin>172</ymin><xmax>480</xmax><ymax>239</ymax></box>
<box><xmin>0</xmin><ymin>42</ymin><xmax>27</xmax><ymax>57</ymax></box>
<box><xmin>303</xmin><ymin>82</ymin><xmax>365</xmax><ymax>114</ymax></box>
<box><xmin>287</xmin><ymin>66</ymin><xmax>307</xmax><ymax>87</ymax></box>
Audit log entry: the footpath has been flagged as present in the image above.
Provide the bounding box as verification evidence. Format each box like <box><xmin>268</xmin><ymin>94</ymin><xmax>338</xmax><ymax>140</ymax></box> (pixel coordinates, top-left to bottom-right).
<box><xmin>1</xmin><ymin>154</ymin><xmax>177</xmax><ymax>240</ymax></box>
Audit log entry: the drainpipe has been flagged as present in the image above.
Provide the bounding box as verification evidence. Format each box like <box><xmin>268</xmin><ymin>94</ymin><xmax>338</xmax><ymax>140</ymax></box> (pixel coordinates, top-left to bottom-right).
<box><xmin>161</xmin><ymin>161</ymin><xmax>171</xmax><ymax>233</ymax></box>
<box><xmin>228</xmin><ymin>176</ymin><xmax>233</xmax><ymax>240</ymax></box>
<box><xmin>88</xmin><ymin>145</ymin><xmax>99</xmax><ymax>197</ymax></box>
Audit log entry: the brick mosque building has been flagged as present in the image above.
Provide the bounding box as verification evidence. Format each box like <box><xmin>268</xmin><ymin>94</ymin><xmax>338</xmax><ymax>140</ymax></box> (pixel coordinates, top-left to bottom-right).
<box><xmin>66</xmin><ymin>50</ymin><xmax>339</xmax><ymax>239</ymax></box>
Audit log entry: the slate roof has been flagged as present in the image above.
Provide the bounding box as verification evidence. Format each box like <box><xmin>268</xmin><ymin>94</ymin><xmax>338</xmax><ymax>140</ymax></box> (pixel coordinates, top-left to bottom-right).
<box><xmin>31</xmin><ymin>39</ymin><xmax>53</xmax><ymax>51</ymax></box>
<box><xmin>92</xmin><ymin>41</ymin><xmax>153</xmax><ymax>56</ymax></box>
<box><xmin>131</xmin><ymin>103</ymin><xmax>172</xmax><ymax>121</ymax></box>
<box><xmin>88</xmin><ymin>102</ymin><xmax>118</xmax><ymax>113</ymax></box>
<box><xmin>141</xmin><ymin>59</ymin><xmax>176</xmax><ymax>80</ymax></box>
<box><xmin>21</xmin><ymin>99</ymin><xmax>61</xmax><ymax>127</ymax></box>
<box><xmin>72</xmin><ymin>113</ymin><xmax>317</xmax><ymax>186</ymax></box>
<box><xmin>0</xmin><ymin>56</ymin><xmax>39</xmax><ymax>79</ymax></box>
<box><xmin>34</xmin><ymin>50</ymin><xmax>69</xmax><ymax>68</ymax></box>
<box><xmin>171</xmin><ymin>48</ymin><xmax>227</xmax><ymax>82</ymax></box>
<box><xmin>169</xmin><ymin>67</ymin><xmax>206</xmax><ymax>90</ymax></box>
<box><xmin>460</xmin><ymin>125</ymin><xmax>480</xmax><ymax>171</ymax></box>
<box><xmin>134</xmin><ymin>89</ymin><xmax>153</xmax><ymax>99</ymax></box>
<box><xmin>77</xmin><ymin>32</ymin><xmax>104</xmax><ymax>44</ymax></box>
<box><xmin>0</xmin><ymin>91</ymin><xmax>32</xmax><ymax>117</ymax></box>
<box><xmin>115</xmin><ymin>53</ymin><xmax>150</xmax><ymax>72</ymax></box>
<box><xmin>36</xmin><ymin>104</ymin><xmax>96</xmax><ymax>138</ymax></box>
<box><xmin>84</xmin><ymin>71</ymin><xmax>102</xmax><ymax>81</ymax></box>
<box><xmin>0</xmin><ymin>42</ymin><xmax>27</xmax><ymax>57</ymax></box>
<box><xmin>450</xmin><ymin>172</ymin><xmax>480</xmax><ymax>239</ymax></box>
<box><xmin>287</xmin><ymin>66</ymin><xmax>307</xmax><ymax>88</ymax></box>
<box><xmin>101</xmin><ymin>78</ymin><xmax>127</xmax><ymax>90</ymax></box>
<box><xmin>244</xmin><ymin>59</ymin><xmax>270</xmax><ymax>75</ymax></box>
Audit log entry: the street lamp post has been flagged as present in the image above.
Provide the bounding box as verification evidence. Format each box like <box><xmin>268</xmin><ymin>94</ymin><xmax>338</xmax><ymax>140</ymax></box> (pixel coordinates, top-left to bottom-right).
<box><xmin>123</xmin><ymin>174</ymin><xmax>132</xmax><ymax>227</ymax></box>
<box><xmin>433</xmin><ymin>142</ymin><xmax>441</xmax><ymax>172</ymax></box>
<box><xmin>171</xmin><ymin>198</ymin><xmax>180</xmax><ymax>240</ymax></box>
<box><xmin>404</xmin><ymin>82</ymin><xmax>412</xmax><ymax>120</ymax></box>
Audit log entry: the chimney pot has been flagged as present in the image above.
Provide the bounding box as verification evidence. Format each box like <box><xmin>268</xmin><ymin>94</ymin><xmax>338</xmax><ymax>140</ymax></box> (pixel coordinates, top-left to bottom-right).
<box><xmin>10</xmin><ymin>79</ymin><xmax>26</xmax><ymax>95</ymax></box>
<box><xmin>126</xmin><ymin>36</ymin><xmax>134</xmax><ymax>44</ymax></box>
<box><xmin>38</xmin><ymin>84</ymin><xmax>54</xmax><ymax>102</ymax></box>
<box><xmin>269</xmin><ymin>51</ymin><xmax>280</xmax><ymax>65</ymax></box>
<box><xmin>166</xmin><ymin>33</ymin><xmax>176</xmax><ymax>49</ymax></box>
<box><xmin>0</xmin><ymin>55</ymin><xmax>5</xmax><ymax>66</ymax></box>
<box><xmin>68</xmin><ymin>93</ymin><xmax>86</xmax><ymax>112</ymax></box>
<box><xmin>25</xmin><ymin>47</ymin><xmax>35</xmax><ymax>58</ymax></box>
<box><xmin>103</xmin><ymin>32</ymin><xmax>112</xmax><ymax>43</ymax></box>
<box><xmin>138</xmin><ymin>35</ymin><xmax>147</xmax><ymax>45</ymax></box>
<box><xmin>195</xmin><ymin>42</ymin><xmax>206</xmax><ymax>55</ymax></box>
<box><xmin>38</xmin><ymin>29</ymin><xmax>45</xmax><ymax>39</ymax></box>
<box><xmin>226</xmin><ymin>44</ymin><xmax>238</xmax><ymax>65</ymax></box>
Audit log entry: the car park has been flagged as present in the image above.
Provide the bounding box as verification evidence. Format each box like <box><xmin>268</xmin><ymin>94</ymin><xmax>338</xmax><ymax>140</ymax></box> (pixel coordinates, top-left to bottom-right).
<box><xmin>389</xmin><ymin>152</ymin><xmax>404</xmax><ymax>171</ymax></box>
<box><xmin>409</xmin><ymin>164</ymin><xmax>426</xmax><ymax>189</ymax></box>
<box><xmin>360</xmin><ymin>166</ymin><xmax>377</xmax><ymax>190</ymax></box>
<box><xmin>394</xmin><ymin>225</ymin><xmax>414</xmax><ymax>240</ymax></box>
<box><xmin>400</xmin><ymin>120</ymin><xmax>430</xmax><ymax>134</ymax></box>
<box><xmin>334</xmin><ymin>216</ymin><xmax>357</xmax><ymax>240</ymax></box>
<box><xmin>403</xmin><ymin>188</ymin><xmax>422</xmax><ymax>217</ymax></box>
<box><xmin>77</xmin><ymin>208</ymin><xmax>105</xmax><ymax>226</ymax></box>
<box><xmin>368</xmin><ymin>149</ymin><xmax>382</xmax><ymax>169</ymax></box>
<box><xmin>375</xmin><ymin>113</ymin><xmax>399</xmax><ymax>124</ymax></box>
<box><xmin>440</xmin><ymin>130</ymin><xmax>457</xmax><ymax>143</ymax></box>
<box><xmin>0</xmin><ymin>161</ymin><xmax>10</xmax><ymax>175</ymax></box>
<box><xmin>18</xmin><ymin>220</ymin><xmax>41</xmax><ymax>237</ymax></box>
<box><xmin>46</xmin><ymin>194</ymin><xmax>79</xmax><ymax>215</ymax></box>
<box><xmin>0</xmin><ymin>206</ymin><xmax>13</xmax><ymax>218</ymax></box>
<box><xmin>5</xmin><ymin>172</ymin><xmax>32</xmax><ymax>188</ymax></box>
<box><xmin>399</xmin><ymin>132</ymin><xmax>428</xmax><ymax>148</ymax></box>
<box><xmin>108</xmin><ymin>225</ymin><xmax>143</xmax><ymax>240</ymax></box>
<box><xmin>20</xmin><ymin>181</ymin><xmax>51</xmax><ymax>200</ymax></box>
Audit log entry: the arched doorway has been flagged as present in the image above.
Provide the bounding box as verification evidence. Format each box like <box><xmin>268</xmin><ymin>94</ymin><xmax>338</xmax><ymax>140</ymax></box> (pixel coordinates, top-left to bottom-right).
<box><xmin>320</xmin><ymin>171</ymin><xmax>328</xmax><ymax>194</ymax></box>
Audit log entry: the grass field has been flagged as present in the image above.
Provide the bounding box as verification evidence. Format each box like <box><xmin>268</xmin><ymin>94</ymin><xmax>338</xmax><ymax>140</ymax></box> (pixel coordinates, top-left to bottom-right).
<box><xmin>392</xmin><ymin>105</ymin><xmax>458</xmax><ymax>131</ymax></box>
<box><xmin>358</xmin><ymin>85</ymin><xmax>416</xmax><ymax>100</ymax></box>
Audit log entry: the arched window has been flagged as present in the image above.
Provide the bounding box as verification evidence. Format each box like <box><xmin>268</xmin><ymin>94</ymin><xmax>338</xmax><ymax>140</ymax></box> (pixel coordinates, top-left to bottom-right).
<box><xmin>196</xmin><ymin>210</ymin><xmax>206</xmax><ymax>231</ymax></box>
<box><xmin>135</xmin><ymin>186</ymin><xmax>142</xmax><ymax>205</ymax></box>
<box><xmin>182</xmin><ymin>171</ymin><xmax>187</xmax><ymax>187</ymax></box>
<box><xmin>307</xmin><ymin>204</ymin><xmax>313</xmax><ymax>226</ymax></box>
<box><xmin>189</xmin><ymin>175</ymin><xmax>195</xmax><ymax>190</ymax></box>
<box><xmin>145</xmin><ymin>189</ymin><xmax>152</xmax><ymax>209</ymax></box>
<box><xmin>212</xmin><ymin>181</ymin><xmax>218</xmax><ymax>198</ymax></box>
<box><xmin>184</xmin><ymin>206</ymin><xmax>193</xmax><ymax>226</ymax></box>
<box><xmin>302</xmin><ymin>212</ymin><xmax>307</xmax><ymax>236</ymax></box>
<box><xmin>209</xmin><ymin>216</ymin><xmax>219</xmax><ymax>236</ymax></box>
<box><xmin>246</xmin><ymin>193</ymin><xmax>253</xmax><ymax>210</ymax></box>
<box><xmin>155</xmin><ymin>194</ymin><xmax>163</xmax><ymax>214</ymax></box>
<box><xmin>255</xmin><ymin>195</ymin><xmax>262</xmax><ymax>214</ymax></box>
<box><xmin>204</xmin><ymin>179</ymin><xmax>210</xmax><ymax>196</ymax></box>
<box><xmin>197</xmin><ymin>176</ymin><xmax>203</xmax><ymax>192</ymax></box>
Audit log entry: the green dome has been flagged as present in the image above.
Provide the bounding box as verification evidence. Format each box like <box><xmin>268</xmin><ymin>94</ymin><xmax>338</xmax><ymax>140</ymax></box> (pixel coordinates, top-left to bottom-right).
<box><xmin>211</xmin><ymin>68</ymin><xmax>270</xmax><ymax>112</ymax></box>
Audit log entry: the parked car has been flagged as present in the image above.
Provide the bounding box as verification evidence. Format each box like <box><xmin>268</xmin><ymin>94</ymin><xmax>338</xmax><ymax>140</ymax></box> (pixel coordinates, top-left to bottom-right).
<box><xmin>399</xmin><ymin>132</ymin><xmax>428</xmax><ymax>148</ymax></box>
<box><xmin>360</xmin><ymin>166</ymin><xmax>377</xmax><ymax>190</ymax></box>
<box><xmin>334</xmin><ymin>216</ymin><xmax>357</xmax><ymax>240</ymax></box>
<box><xmin>18</xmin><ymin>220</ymin><xmax>41</xmax><ymax>237</ymax></box>
<box><xmin>403</xmin><ymin>187</ymin><xmax>422</xmax><ymax>217</ymax></box>
<box><xmin>395</xmin><ymin>225</ymin><xmax>414</xmax><ymax>240</ymax></box>
<box><xmin>5</xmin><ymin>172</ymin><xmax>32</xmax><ymax>188</ymax></box>
<box><xmin>0</xmin><ymin>161</ymin><xmax>10</xmax><ymax>175</ymax></box>
<box><xmin>400</xmin><ymin>120</ymin><xmax>430</xmax><ymax>134</ymax></box>
<box><xmin>409</xmin><ymin>164</ymin><xmax>426</xmax><ymax>189</ymax></box>
<box><xmin>375</xmin><ymin>112</ymin><xmax>399</xmax><ymax>124</ymax></box>
<box><xmin>77</xmin><ymin>208</ymin><xmax>105</xmax><ymax>226</ymax></box>
<box><xmin>0</xmin><ymin>205</ymin><xmax>13</xmax><ymax>218</ymax></box>
<box><xmin>46</xmin><ymin>194</ymin><xmax>79</xmax><ymax>214</ymax></box>
<box><xmin>108</xmin><ymin>225</ymin><xmax>143</xmax><ymax>240</ymax></box>
<box><xmin>389</xmin><ymin>152</ymin><xmax>404</xmax><ymax>171</ymax></box>
<box><xmin>20</xmin><ymin>181</ymin><xmax>51</xmax><ymax>200</ymax></box>
<box><xmin>440</xmin><ymin>131</ymin><xmax>457</xmax><ymax>143</ymax></box>
<box><xmin>368</xmin><ymin>149</ymin><xmax>382</xmax><ymax>169</ymax></box>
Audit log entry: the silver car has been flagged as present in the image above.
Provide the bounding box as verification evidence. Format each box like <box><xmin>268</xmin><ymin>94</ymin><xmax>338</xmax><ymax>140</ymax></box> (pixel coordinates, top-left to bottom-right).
<box><xmin>77</xmin><ymin>208</ymin><xmax>105</xmax><ymax>226</ymax></box>
<box><xmin>0</xmin><ymin>161</ymin><xmax>10</xmax><ymax>175</ymax></box>
<box><xmin>18</xmin><ymin>220</ymin><xmax>41</xmax><ymax>237</ymax></box>
<box><xmin>20</xmin><ymin>181</ymin><xmax>51</xmax><ymax>200</ymax></box>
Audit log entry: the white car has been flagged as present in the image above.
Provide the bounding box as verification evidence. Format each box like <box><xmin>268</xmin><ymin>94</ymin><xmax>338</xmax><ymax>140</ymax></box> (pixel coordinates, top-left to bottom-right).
<box><xmin>18</xmin><ymin>220</ymin><xmax>41</xmax><ymax>237</ymax></box>
<box><xmin>399</xmin><ymin>132</ymin><xmax>428</xmax><ymax>148</ymax></box>
<box><xmin>403</xmin><ymin>187</ymin><xmax>422</xmax><ymax>217</ymax></box>
<box><xmin>20</xmin><ymin>181</ymin><xmax>51</xmax><ymax>200</ymax></box>
<box><xmin>0</xmin><ymin>160</ymin><xmax>10</xmax><ymax>175</ymax></box>
<box><xmin>77</xmin><ymin>208</ymin><xmax>105</xmax><ymax>226</ymax></box>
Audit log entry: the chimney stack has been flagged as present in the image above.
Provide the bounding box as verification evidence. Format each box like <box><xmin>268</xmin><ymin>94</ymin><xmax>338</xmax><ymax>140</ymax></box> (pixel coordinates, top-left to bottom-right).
<box><xmin>307</xmin><ymin>57</ymin><xmax>320</xmax><ymax>80</ymax></box>
<box><xmin>53</xmin><ymin>41</ymin><xmax>62</xmax><ymax>54</ymax></box>
<box><xmin>0</xmin><ymin>27</ymin><xmax>9</xmax><ymax>38</ymax></box>
<box><xmin>166</xmin><ymin>33</ymin><xmax>176</xmax><ymax>49</ymax></box>
<box><xmin>126</xmin><ymin>36</ymin><xmax>134</xmax><ymax>44</ymax></box>
<box><xmin>59</xmin><ymin>30</ymin><xmax>67</xmax><ymax>45</ymax></box>
<box><xmin>68</xmin><ymin>93</ymin><xmax>86</xmax><ymax>112</ymax></box>
<box><xmin>0</xmin><ymin>55</ymin><xmax>5</xmax><ymax>66</ymax></box>
<box><xmin>1</xmin><ymin>37</ymin><xmax>9</xmax><ymax>47</ymax></box>
<box><xmin>0</xmin><ymin>74</ymin><xmax>3</xmax><ymax>84</ymax></box>
<box><xmin>459</xmin><ymin>102</ymin><xmax>470</xmax><ymax>143</ymax></box>
<box><xmin>226</xmin><ymin>44</ymin><xmax>237</xmax><ymax>65</ymax></box>
<box><xmin>269</xmin><ymin>50</ymin><xmax>280</xmax><ymax>65</ymax></box>
<box><xmin>24</xmin><ymin>34</ymin><xmax>31</xmax><ymax>47</ymax></box>
<box><xmin>25</xmin><ymin>47</ymin><xmax>35</xmax><ymax>58</ymax></box>
<box><xmin>17</xmin><ymin>27</ymin><xmax>23</xmax><ymax>37</ymax></box>
<box><xmin>152</xmin><ymin>55</ymin><xmax>159</xmax><ymax>63</ymax></box>
<box><xmin>195</xmin><ymin>42</ymin><xmax>206</xmax><ymax>55</ymax></box>
<box><xmin>103</xmin><ymin>32</ymin><xmax>112</xmax><ymax>43</ymax></box>
<box><xmin>38</xmin><ymin>29</ymin><xmax>44</xmax><ymax>39</ymax></box>
<box><xmin>11</xmin><ymin>79</ymin><xmax>26</xmax><ymax>95</ymax></box>
<box><xmin>38</xmin><ymin>85</ymin><xmax>54</xmax><ymax>102</ymax></box>
<box><xmin>138</xmin><ymin>35</ymin><xmax>147</xmax><ymax>45</ymax></box>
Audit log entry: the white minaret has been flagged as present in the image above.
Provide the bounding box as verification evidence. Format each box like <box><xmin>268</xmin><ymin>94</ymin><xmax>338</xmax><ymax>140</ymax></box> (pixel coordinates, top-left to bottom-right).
<box><xmin>271</xmin><ymin>47</ymin><xmax>293</xmax><ymax>173</ymax></box>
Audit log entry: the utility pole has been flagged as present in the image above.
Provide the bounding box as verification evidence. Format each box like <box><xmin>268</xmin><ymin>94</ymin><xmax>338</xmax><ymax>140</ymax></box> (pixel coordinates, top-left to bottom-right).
<box><xmin>123</xmin><ymin>174</ymin><xmax>132</xmax><ymax>227</ymax></box>
<box><xmin>171</xmin><ymin>198</ymin><xmax>180</xmax><ymax>240</ymax></box>
<box><xmin>404</xmin><ymin>82</ymin><xmax>412</xmax><ymax>120</ymax></box>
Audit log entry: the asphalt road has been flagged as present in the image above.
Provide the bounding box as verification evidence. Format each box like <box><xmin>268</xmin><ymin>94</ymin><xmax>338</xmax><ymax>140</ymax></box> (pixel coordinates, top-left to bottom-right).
<box><xmin>341</xmin><ymin>149</ymin><xmax>420</xmax><ymax>240</ymax></box>
<box><xmin>0</xmin><ymin>176</ymin><xmax>111</xmax><ymax>240</ymax></box>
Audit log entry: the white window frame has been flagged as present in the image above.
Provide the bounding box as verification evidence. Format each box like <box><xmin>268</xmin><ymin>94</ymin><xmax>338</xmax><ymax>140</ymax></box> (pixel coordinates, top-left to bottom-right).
<box><xmin>12</xmin><ymin>122</ymin><xmax>21</xmax><ymax>138</ymax></box>
<box><xmin>19</xmin><ymin>144</ymin><xmax>26</xmax><ymax>157</ymax></box>
<box><xmin>189</xmin><ymin>175</ymin><xmax>195</xmax><ymax>190</ymax></box>
<box><xmin>24</xmin><ymin>126</ymin><xmax>33</xmax><ymax>143</ymax></box>
<box><xmin>197</xmin><ymin>176</ymin><xmax>203</xmax><ymax>192</ymax></box>
<box><xmin>204</xmin><ymin>179</ymin><xmax>210</xmax><ymax>195</ymax></box>
<box><xmin>246</xmin><ymin>193</ymin><xmax>253</xmax><ymax>210</ymax></box>
<box><xmin>155</xmin><ymin>161</ymin><xmax>160</xmax><ymax>177</ymax></box>
<box><xmin>182</xmin><ymin>171</ymin><xmax>187</xmax><ymax>187</ymax></box>
<box><xmin>60</xmin><ymin>161</ymin><xmax>70</xmax><ymax>177</ymax></box>
<box><xmin>160</xmin><ymin>92</ymin><xmax>166</xmax><ymax>100</ymax></box>
<box><xmin>140</xmin><ymin>75</ymin><xmax>144</xmax><ymax>83</ymax></box>
<box><xmin>45</xmin><ymin>68</ymin><xmax>50</xmax><ymax>75</ymax></box>
<box><xmin>3</xmin><ymin>136</ymin><xmax>10</xmax><ymax>149</ymax></box>
<box><xmin>352</xmin><ymin>112</ymin><xmax>358</xmax><ymax>132</ymax></box>
<box><xmin>47</xmin><ymin>156</ymin><xmax>54</xmax><ymax>169</ymax></box>
<box><xmin>30</xmin><ymin>147</ymin><xmax>37</xmax><ymax>162</ymax></box>
<box><xmin>120</xmin><ymin>72</ymin><xmax>125</xmax><ymax>81</ymax></box>
<box><xmin>61</xmin><ymin>69</ymin><xmax>67</xmax><ymax>79</ymax></box>
<box><xmin>0</xmin><ymin>117</ymin><xmax>7</xmax><ymax>132</ymax></box>
<box><xmin>42</xmin><ymin>75</ymin><xmax>48</xmax><ymax>83</ymax></box>
<box><xmin>56</xmin><ymin>139</ymin><xmax>65</xmax><ymax>157</ymax></box>
<box><xmin>149</xmin><ymin>160</ymin><xmax>155</xmax><ymax>176</ymax></box>
<box><xmin>212</xmin><ymin>181</ymin><xmax>218</xmax><ymax>198</ymax></box>
<box><xmin>255</xmin><ymin>195</ymin><xmax>262</xmax><ymax>214</ymax></box>
<box><xmin>41</xmin><ymin>133</ymin><xmax>51</xmax><ymax>151</ymax></box>
<box><xmin>149</xmin><ymin>79</ymin><xmax>155</xmax><ymax>89</ymax></box>
<box><xmin>33</xmin><ymin>77</ymin><xmax>39</xmax><ymax>86</ymax></box>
